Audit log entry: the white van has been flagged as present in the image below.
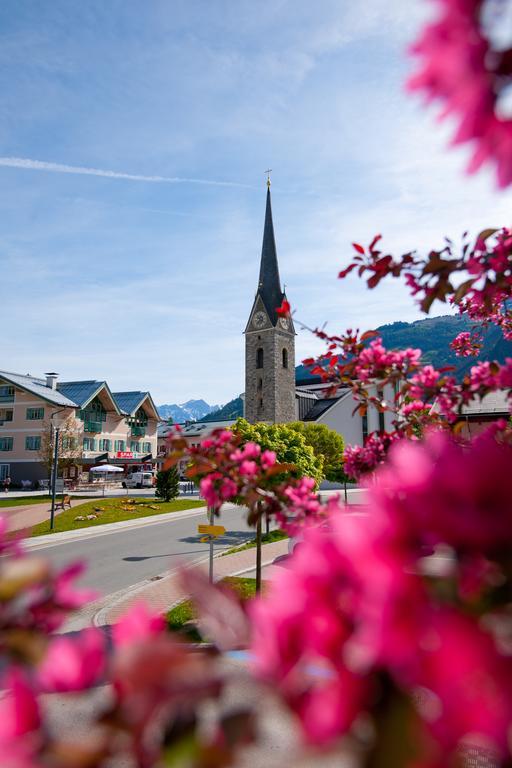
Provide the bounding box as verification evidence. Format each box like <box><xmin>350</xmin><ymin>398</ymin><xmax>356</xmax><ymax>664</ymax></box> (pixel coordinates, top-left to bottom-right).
<box><xmin>122</xmin><ymin>472</ymin><xmax>154</xmax><ymax>489</ymax></box>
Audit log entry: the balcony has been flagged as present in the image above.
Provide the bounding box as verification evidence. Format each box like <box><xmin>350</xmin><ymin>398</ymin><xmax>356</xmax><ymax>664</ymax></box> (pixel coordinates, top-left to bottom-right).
<box><xmin>84</xmin><ymin>421</ymin><xmax>102</xmax><ymax>433</ymax></box>
<box><xmin>131</xmin><ymin>426</ymin><xmax>146</xmax><ymax>437</ymax></box>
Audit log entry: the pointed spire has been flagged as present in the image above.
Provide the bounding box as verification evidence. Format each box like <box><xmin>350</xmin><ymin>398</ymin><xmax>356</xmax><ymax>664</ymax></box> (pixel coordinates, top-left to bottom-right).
<box><xmin>257</xmin><ymin>185</ymin><xmax>284</xmax><ymax>324</ymax></box>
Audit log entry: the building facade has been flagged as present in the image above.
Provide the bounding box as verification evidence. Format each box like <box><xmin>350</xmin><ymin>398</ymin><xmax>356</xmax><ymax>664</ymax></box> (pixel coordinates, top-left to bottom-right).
<box><xmin>0</xmin><ymin>370</ymin><xmax>159</xmax><ymax>485</ymax></box>
<box><xmin>244</xmin><ymin>182</ymin><xmax>296</xmax><ymax>423</ymax></box>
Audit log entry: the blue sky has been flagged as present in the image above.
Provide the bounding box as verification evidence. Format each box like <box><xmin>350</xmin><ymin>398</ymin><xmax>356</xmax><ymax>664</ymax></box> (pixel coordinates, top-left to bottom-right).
<box><xmin>2</xmin><ymin>0</ymin><xmax>512</xmax><ymax>405</ymax></box>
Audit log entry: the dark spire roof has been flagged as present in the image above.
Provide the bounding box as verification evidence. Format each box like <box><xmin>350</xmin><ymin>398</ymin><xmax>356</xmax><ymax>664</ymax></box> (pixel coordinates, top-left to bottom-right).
<box><xmin>257</xmin><ymin>186</ymin><xmax>284</xmax><ymax>324</ymax></box>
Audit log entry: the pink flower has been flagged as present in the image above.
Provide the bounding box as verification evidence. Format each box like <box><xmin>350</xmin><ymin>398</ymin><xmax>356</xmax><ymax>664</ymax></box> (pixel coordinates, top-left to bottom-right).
<box><xmin>0</xmin><ymin>669</ymin><xmax>41</xmax><ymax>768</ymax></box>
<box><xmin>450</xmin><ymin>331</ymin><xmax>481</xmax><ymax>357</ymax></box>
<box><xmin>250</xmin><ymin>518</ymin><xmax>370</xmax><ymax>744</ymax></box>
<box><xmin>220</xmin><ymin>477</ymin><xmax>238</xmax><ymax>500</ymax></box>
<box><xmin>409</xmin><ymin>365</ymin><xmax>440</xmax><ymax>399</ymax></box>
<box><xmin>113</xmin><ymin>601</ymin><xmax>165</xmax><ymax>648</ymax></box>
<box><xmin>261</xmin><ymin>449</ymin><xmax>277</xmax><ymax>469</ymax></box>
<box><xmin>371</xmin><ymin>429</ymin><xmax>512</xmax><ymax>554</ymax></box>
<box><xmin>239</xmin><ymin>460</ymin><xmax>258</xmax><ymax>477</ymax></box>
<box><xmin>37</xmin><ymin>627</ymin><xmax>106</xmax><ymax>692</ymax></box>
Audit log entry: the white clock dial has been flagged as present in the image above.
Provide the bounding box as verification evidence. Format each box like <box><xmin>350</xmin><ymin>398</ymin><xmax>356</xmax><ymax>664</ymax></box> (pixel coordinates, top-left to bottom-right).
<box><xmin>278</xmin><ymin>317</ymin><xmax>289</xmax><ymax>330</ymax></box>
<box><xmin>253</xmin><ymin>311</ymin><xmax>267</xmax><ymax>328</ymax></box>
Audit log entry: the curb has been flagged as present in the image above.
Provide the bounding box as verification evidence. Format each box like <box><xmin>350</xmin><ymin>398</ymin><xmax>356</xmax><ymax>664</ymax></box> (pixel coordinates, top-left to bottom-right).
<box><xmin>93</xmin><ymin>550</ymin><xmax>284</xmax><ymax>627</ymax></box>
<box><xmin>23</xmin><ymin>504</ymin><xmax>210</xmax><ymax>550</ymax></box>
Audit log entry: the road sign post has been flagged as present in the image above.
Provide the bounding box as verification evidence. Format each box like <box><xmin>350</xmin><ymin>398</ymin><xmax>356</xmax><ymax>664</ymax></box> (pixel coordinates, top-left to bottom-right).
<box><xmin>197</xmin><ymin>513</ymin><xmax>226</xmax><ymax>583</ymax></box>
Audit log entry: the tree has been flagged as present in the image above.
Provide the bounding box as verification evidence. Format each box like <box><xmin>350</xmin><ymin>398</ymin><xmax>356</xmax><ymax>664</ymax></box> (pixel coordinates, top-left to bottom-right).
<box><xmin>287</xmin><ymin>422</ymin><xmax>345</xmax><ymax>483</ymax></box>
<box><xmin>155</xmin><ymin>465</ymin><xmax>180</xmax><ymax>502</ymax></box>
<box><xmin>232</xmin><ymin>418</ymin><xmax>323</xmax><ymax>486</ymax></box>
<box><xmin>38</xmin><ymin>415</ymin><xmax>81</xmax><ymax>479</ymax></box>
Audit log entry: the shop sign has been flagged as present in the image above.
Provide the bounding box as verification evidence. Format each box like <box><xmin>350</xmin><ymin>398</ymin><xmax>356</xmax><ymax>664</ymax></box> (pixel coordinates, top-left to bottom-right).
<box><xmin>116</xmin><ymin>451</ymin><xmax>134</xmax><ymax>459</ymax></box>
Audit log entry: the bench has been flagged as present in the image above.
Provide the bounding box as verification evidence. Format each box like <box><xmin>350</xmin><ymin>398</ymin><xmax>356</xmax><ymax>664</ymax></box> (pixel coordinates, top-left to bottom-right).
<box><xmin>55</xmin><ymin>495</ymin><xmax>72</xmax><ymax>511</ymax></box>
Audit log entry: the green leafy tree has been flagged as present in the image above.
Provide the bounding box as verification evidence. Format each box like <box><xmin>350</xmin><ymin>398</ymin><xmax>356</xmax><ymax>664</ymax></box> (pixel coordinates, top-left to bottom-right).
<box><xmin>232</xmin><ymin>418</ymin><xmax>323</xmax><ymax>486</ymax></box>
<box><xmin>155</xmin><ymin>466</ymin><xmax>180</xmax><ymax>502</ymax></box>
<box><xmin>287</xmin><ymin>422</ymin><xmax>346</xmax><ymax>483</ymax></box>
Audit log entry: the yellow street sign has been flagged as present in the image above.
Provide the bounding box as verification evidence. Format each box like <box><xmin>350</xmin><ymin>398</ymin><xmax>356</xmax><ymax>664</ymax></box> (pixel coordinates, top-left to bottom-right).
<box><xmin>198</xmin><ymin>524</ymin><xmax>226</xmax><ymax>537</ymax></box>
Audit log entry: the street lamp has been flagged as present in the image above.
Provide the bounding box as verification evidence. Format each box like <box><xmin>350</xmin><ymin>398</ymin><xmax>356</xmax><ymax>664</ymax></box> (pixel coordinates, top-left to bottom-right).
<box><xmin>50</xmin><ymin>408</ymin><xmax>67</xmax><ymax>530</ymax></box>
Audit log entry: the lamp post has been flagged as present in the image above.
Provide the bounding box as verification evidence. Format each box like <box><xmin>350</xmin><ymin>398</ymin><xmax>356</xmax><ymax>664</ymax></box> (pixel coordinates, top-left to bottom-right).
<box><xmin>49</xmin><ymin>408</ymin><xmax>67</xmax><ymax>530</ymax></box>
<box><xmin>50</xmin><ymin>426</ymin><xmax>60</xmax><ymax>530</ymax></box>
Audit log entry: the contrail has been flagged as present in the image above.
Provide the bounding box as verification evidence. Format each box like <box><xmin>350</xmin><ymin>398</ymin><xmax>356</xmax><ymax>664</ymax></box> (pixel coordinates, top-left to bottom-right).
<box><xmin>0</xmin><ymin>156</ymin><xmax>250</xmax><ymax>188</ymax></box>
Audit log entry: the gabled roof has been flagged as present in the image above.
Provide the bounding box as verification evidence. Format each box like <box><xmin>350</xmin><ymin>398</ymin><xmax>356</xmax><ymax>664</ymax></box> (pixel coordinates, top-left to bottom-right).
<box><xmin>57</xmin><ymin>380</ymin><xmax>104</xmax><ymax>408</ymax></box>
<box><xmin>57</xmin><ymin>380</ymin><xmax>121</xmax><ymax>414</ymax></box>
<box><xmin>0</xmin><ymin>370</ymin><xmax>76</xmax><ymax>407</ymax></box>
<box><xmin>302</xmin><ymin>397</ymin><xmax>341</xmax><ymax>422</ymax></box>
<box><xmin>113</xmin><ymin>391</ymin><xmax>160</xmax><ymax>420</ymax></box>
<box><xmin>460</xmin><ymin>390</ymin><xmax>510</xmax><ymax>416</ymax></box>
<box><xmin>256</xmin><ymin>187</ymin><xmax>284</xmax><ymax>325</ymax></box>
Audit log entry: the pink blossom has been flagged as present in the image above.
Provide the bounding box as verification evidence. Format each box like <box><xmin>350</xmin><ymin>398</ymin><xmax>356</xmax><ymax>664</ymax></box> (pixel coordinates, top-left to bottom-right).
<box><xmin>414</xmin><ymin>610</ymin><xmax>512</xmax><ymax>757</ymax></box>
<box><xmin>409</xmin><ymin>365</ymin><xmax>440</xmax><ymax>399</ymax></box>
<box><xmin>113</xmin><ymin>601</ymin><xmax>165</xmax><ymax>648</ymax></box>
<box><xmin>220</xmin><ymin>477</ymin><xmax>238</xmax><ymax>500</ymax></box>
<box><xmin>37</xmin><ymin>627</ymin><xmax>106</xmax><ymax>693</ymax></box>
<box><xmin>469</xmin><ymin>361</ymin><xmax>498</xmax><ymax>391</ymax></box>
<box><xmin>371</xmin><ymin>429</ymin><xmax>512</xmax><ymax>554</ymax></box>
<box><xmin>450</xmin><ymin>331</ymin><xmax>480</xmax><ymax>357</ymax></box>
<box><xmin>239</xmin><ymin>460</ymin><xmax>258</xmax><ymax>477</ymax></box>
<box><xmin>0</xmin><ymin>669</ymin><xmax>41</xmax><ymax>768</ymax></box>
<box><xmin>250</xmin><ymin>519</ymin><xmax>370</xmax><ymax>744</ymax></box>
<box><xmin>261</xmin><ymin>449</ymin><xmax>277</xmax><ymax>469</ymax></box>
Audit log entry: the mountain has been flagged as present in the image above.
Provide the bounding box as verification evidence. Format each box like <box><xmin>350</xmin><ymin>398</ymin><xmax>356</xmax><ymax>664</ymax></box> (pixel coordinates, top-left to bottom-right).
<box><xmin>160</xmin><ymin>316</ymin><xmax>512</xmax><ymax>424</ymax></box>
<box><xmin>157</xmin><ymin>399</ymin><xmax>220</xmax><ymax>423</ymax></box>
<box><xmin>201</xmin><ymin>396</ymin><xmax>244</xmax><ymax>422</ymax></box>
<box><xmin>296</xmin><ymin>314</ymin><xmax>512</xmax><ymax>383</ymax></box>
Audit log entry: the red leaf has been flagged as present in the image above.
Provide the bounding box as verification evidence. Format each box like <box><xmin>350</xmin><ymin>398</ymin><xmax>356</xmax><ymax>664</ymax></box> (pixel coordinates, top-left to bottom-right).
<box><xmin>352</xmin><ymin>242</ymin><xmax>365</xmax><ymax>255</ymax></box>
<box><xmin>276</xmin><ymin>299</ymin><xmax>291</xmax><ymax>317</ymax></box>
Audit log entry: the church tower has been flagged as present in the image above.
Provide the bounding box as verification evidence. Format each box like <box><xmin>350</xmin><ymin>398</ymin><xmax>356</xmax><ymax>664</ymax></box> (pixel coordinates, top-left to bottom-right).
<box><xmin>244</xmin><ymin>180</ymin><xmax>296</xmax><ymax>424</ymax></box>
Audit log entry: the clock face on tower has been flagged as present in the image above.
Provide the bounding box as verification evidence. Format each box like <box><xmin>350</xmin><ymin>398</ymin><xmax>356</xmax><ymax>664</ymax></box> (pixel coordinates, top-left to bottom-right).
<box><xmin>253</xmin><ymin>311</ymin><xmax>267</xmax><ymax>329</ymax></box>
<box><xmin>278</xmin><ymin>317</ymin><xmax>289</xmax><ymax>330</ymax></box>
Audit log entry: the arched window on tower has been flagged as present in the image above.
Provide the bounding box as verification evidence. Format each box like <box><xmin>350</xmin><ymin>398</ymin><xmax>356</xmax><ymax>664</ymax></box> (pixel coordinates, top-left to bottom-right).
<box><xmin>282</xmin><ymin>348</ymin><xmax>288</xmax><ymax>369</ymax></box>
<box><xmin>256</xmin><ymin>348</ymin><xmax>264</xmax><ymax>369</ymax></box>
<box><xmin>257</xmin><ymin>377</ymin><xmax>263</xmax><ymax>390</ymax></box>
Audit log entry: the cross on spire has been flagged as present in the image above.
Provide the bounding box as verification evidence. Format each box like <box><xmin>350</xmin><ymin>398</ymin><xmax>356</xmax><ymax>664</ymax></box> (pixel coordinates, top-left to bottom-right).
<box><xmin>265</xmin><ymin>168</ymin><xmax>272</xmax><ymax>188</ymax></box>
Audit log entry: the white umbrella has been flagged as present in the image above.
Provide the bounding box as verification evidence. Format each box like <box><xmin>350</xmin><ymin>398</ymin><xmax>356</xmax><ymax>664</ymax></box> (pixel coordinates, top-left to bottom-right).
<box><xmin>90</xmin><ymin>464</ymin><xmax>124</xmax><ymax>496</ymax></box>
<box><xmin>90</xmin><ymin>465</ymin><xmax>123</xmax><ymax>473</ymax></box>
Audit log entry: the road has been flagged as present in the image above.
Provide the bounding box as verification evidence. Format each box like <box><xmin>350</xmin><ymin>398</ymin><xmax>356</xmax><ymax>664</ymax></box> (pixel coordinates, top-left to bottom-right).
<box><xmin>29</xmin><ymin>503</ymin><xmax>254</xmax><ymax>596</ymax></box>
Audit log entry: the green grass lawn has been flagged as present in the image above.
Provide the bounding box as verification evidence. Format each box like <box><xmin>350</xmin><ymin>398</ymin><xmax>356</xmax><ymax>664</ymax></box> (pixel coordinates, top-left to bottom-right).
<box><xmin>30</xmin><ymin>497</ymin><xmax>205</xmax><ymax>537</ymax></box>
<box><xmin>221</xmin><ymin>528</ymin><xmax>288</xmax><ymax>556</ymax></box>
<box><xmin>167</xmin><ymin>577</ymin><xmax>260</xmax><ymax>642</ymax></box>
<box><xmin>0</xmin><ymin>495</ymin><xmax>92</xmax><ymax>508</ymax></box>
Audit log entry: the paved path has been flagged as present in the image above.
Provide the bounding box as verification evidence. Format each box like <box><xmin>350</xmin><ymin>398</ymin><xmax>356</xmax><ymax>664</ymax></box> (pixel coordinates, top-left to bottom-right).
<box><xmin>2</xmin><ymin>500</ymin><xmax>66</xmax><ymax>532</ymax></box>
<box><xmin>95</xmin><ymin>539</ymin><xmax>289</xmax><ymax>626</ymax></box>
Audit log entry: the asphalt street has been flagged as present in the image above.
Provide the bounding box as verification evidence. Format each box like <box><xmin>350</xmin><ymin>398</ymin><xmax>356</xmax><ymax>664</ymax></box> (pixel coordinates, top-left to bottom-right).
<box><xmin>30</xmin><ymin>503</ymin><xmax>255</xmax><ymax>596</ymax></box>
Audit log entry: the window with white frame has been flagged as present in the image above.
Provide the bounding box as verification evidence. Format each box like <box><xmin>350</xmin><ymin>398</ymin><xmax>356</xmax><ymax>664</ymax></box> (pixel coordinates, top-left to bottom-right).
<box><xmin>130</xmin><ymin>442</ymin><xmax>140</xmax><ymax>453</ymax></box>
<box><xmin>99</xmin><ymin>439</ymin><xmax>111</xmax><ymax>451</ymax></box>
<box><xmin>83</xmin><ymin>437</ymin><xmax>96</xmax><ymax>451</ymax></box>
<box><xmin>0</xmin><ymin>438</ymin><xmax>13</xmax><ymax>451</ymax></box>
<box><xmin>114</xmin><ymin>440</ymin><xmax>125</xmax><ymax>452</ymax></box>
<box><xmin>26</xmin><ymin>407</ymin><xmax>44</xmax><ymax>420</ymax></box>
<box><xmin>143</xmin><ymin>442</ymin><xmax>151</xmax><ymax>453</ymax></box>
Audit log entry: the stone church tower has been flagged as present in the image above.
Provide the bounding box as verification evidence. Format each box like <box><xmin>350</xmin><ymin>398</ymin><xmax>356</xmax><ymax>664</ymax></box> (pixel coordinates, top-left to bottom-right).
<box><xmin>244</xmin><ymin>182</ymin><xmax>296</xmax><ymax>424</ymax></box>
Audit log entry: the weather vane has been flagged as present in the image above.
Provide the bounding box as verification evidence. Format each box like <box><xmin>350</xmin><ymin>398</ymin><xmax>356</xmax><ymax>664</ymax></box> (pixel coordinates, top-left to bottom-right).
<box><xmin>265</xmin><ymin>168</ymin><xmax>272</xmax><ymax>188</ymax></box>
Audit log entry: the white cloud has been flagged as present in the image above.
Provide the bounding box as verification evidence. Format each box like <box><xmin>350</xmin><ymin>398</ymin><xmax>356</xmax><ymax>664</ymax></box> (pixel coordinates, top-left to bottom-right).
<box><xmin>0</xmin><ymin>157</ymin><xmax>250</xmax><ymax>188</ymax></box>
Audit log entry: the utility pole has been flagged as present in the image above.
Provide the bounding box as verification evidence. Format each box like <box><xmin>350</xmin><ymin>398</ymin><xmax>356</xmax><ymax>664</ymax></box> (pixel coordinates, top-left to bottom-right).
<box><xmin>50</xmin><ymin>426</ymin><xmax>60</xmax><ymax>530</ymax></box>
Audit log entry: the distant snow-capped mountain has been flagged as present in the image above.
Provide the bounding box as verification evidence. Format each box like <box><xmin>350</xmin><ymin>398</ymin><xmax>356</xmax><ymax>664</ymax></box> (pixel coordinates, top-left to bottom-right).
<box><xmin>157</xmin><ymin>399</ymin><xmax>220</xmax><ymax>423</ymax></box>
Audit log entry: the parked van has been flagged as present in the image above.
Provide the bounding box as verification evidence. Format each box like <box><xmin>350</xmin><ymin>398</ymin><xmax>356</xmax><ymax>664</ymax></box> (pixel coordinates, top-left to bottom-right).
<box><xmin>122</xmin><ymin>472</ymin><xmax>154</xmax><ymax>489</ymax></box>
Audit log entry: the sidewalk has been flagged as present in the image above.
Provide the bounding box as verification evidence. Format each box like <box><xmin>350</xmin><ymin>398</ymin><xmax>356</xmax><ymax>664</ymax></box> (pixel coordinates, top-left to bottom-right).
<box><xmin>2</xmin><ymin>501</ymin><xmax>64</xmax><ymax>532</ymax></box>
<box><xmin>96</xmin><ymin>539</ymin><xmax>289</xmax><ymax>626</ymax></box>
